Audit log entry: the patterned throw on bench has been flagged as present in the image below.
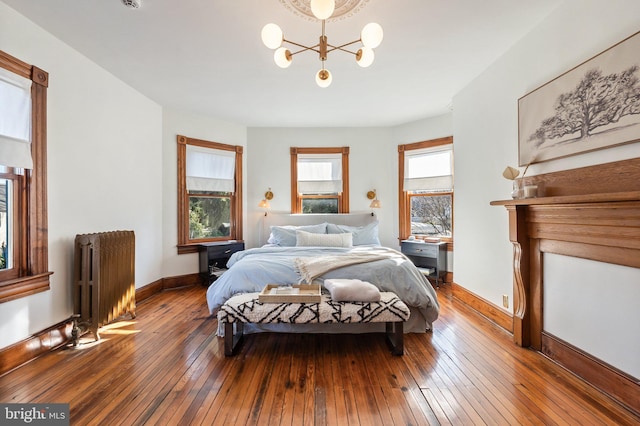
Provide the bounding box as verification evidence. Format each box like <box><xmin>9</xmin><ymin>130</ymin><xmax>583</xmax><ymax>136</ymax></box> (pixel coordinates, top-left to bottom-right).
<box><xmin>217</xmin><ymin>291</ymin><xmax>410</xmax><ymax>325</ymax></box>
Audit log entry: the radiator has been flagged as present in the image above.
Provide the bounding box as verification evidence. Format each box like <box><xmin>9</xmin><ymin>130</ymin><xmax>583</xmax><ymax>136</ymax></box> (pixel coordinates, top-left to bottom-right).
<box><xmin>73</xmin><ymin>230</ymin><xmax>136</xmax><ymax>342</ymax></box>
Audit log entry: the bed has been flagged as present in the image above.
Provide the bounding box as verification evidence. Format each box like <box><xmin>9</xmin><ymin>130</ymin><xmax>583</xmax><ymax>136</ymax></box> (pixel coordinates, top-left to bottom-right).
<box><xmin>206</xmin><ymin>212</ymin><xmax>439</xmax><ymax>335</ymax></box>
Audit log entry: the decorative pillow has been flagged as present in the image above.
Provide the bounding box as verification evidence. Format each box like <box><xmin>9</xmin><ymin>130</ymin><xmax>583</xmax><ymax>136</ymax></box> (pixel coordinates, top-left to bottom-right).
<box><xmin>267</xmin><ymin>223</ymin><xmax>327</xmax><ymax>246</ymax></box>
<box><xmin>326</xmin><ymin>221</ymin><xmax>380</xmax><ymax>246</ymax></box>
<box><xmin>296</xmin><ymin>230</ymin><xmax>353</xmax><ymax>248</ymax></box>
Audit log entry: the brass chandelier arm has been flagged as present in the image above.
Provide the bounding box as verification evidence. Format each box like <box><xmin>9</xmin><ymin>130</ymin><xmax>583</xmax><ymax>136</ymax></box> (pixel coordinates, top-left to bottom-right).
<box><xmin>283</xmin><ymin>38</ymin><xmax>321</xmax><ymax>56</ymax></box>
<box><xmin>326</xmin><ymin>39</ymin><xmax>361</xmax><ymax>55</ymax></box>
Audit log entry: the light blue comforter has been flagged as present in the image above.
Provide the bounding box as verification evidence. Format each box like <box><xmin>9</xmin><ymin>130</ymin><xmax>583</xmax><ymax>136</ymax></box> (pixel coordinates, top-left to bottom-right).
<box><xmin>206</xmin><ymin>245</ymin><xmax>439</xmax><ymax>327</ymax></box>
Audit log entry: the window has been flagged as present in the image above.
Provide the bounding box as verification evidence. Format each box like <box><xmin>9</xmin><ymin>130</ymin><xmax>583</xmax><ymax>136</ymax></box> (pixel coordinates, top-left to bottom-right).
<box><xmin>177</xmin><ymin>135</ymin><xmax>243</xmax><ymax>254</ymax></box>
<box><xmin>0</xmin><ymin>50</ymin><xmax>51</xmax><ymax>303</ymax></box>
<box><xmin>290</xmin><ymin>147</ymin><xmax>349</xmax><ymax>214</ymax></box>
<box><xmin>399</xmin><ymin>136</ymin><xmax>453</xmax><ymax>241</ymax></box>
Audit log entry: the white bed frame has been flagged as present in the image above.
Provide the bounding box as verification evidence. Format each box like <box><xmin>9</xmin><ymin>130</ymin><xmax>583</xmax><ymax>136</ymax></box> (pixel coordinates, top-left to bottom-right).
<box><xmin>259</xmin><ymin>212</ymin><xmax>377</xmax><ymax>246</ymax></box>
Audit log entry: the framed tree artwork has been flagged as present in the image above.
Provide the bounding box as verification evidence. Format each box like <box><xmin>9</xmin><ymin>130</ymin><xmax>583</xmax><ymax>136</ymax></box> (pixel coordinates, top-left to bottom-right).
<box><xmin>518</xmin><ymin>30</ymin><xmax>640</xmax><ymax>166</ymax></box>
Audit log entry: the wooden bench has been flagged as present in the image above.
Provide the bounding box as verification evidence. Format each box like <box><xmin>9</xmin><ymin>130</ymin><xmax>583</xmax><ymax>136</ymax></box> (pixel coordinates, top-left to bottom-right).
<box><xmin>217</xmin><ymin>292</ymin><xmax>410</xmax><ymax>356</ymax></box>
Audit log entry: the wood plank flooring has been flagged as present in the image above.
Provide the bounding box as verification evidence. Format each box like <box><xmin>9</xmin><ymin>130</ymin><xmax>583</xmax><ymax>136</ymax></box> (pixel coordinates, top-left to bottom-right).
<box><xmin>1</xmin><ymin>284</ymin><xmax>638</xmax><ymax>425</ymax></box>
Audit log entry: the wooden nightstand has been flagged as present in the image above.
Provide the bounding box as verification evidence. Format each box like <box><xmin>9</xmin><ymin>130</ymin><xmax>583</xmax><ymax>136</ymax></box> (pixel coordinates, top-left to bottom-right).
<box><xmin>198</xmin><ymin>241</ymin><xmax>244</xmax><ymax>286</ymax></box>
<box><xmin>401</xmin><ymin>240</ymin><xmax>447</xmax><ymax>287</ymax></box>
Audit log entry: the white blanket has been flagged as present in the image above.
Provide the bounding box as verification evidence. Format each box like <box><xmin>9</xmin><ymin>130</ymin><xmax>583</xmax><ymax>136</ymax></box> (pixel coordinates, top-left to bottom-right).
<box><xmin>294</xmin><ymin>252</ymin><xmax>389</xmax><ymax>283</ymax></box>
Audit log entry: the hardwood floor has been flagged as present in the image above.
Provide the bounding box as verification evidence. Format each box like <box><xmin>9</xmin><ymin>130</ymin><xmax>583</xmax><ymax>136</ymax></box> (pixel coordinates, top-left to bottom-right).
<box><xmin>1</xmin><ymin>284</ymin><xmax>638</xmax><ymax>425</ymax></box>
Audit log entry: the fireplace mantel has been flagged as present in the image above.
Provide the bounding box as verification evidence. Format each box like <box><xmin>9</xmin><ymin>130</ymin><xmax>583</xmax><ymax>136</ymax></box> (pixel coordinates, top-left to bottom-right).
<box><xmin>490</xmin><ymin>158</ymin><xmax>640</xmax><ymax>415</ymax></box>
<box><xmin>491</xmin><ymin>191</ymin><xmax>640</xmax><ymax>348</ymax></box>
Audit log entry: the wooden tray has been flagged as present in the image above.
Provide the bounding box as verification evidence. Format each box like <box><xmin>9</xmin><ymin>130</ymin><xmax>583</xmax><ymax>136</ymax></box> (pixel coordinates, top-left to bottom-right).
<box><xmin>258</xmin><ymin>284</ymin><xmax>322</xmax><ymax>304</ymax></box>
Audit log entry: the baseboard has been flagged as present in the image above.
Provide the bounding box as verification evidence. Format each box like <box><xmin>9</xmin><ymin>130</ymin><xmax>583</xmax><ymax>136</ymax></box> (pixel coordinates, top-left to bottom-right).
<box><xmin>542</xmin><ymin>332</ymin><xmax>640</xmax><ymax>416</ymax></box>
<box><xmin>451</xmin><ymin>282</ymin><xmax>513</xmax><ymax>333</ymax></box>
<box><xmin>136</xmin><ymin>273</ymin><xmax>200</xmax><ymax>302</ymax></box>
<box><xmin>162</xmin><ymin>272</ymin><xmax>201</xmax><ymax>290</ymax></box>
<box><xmin>0</xmin><ymin>319</ymin><xmax>73</xmax><ymax>376</ymax></box>
<box><xmin>136</xmin><ymin>278</ymin><xmax>164</xmax><ymax>302</ymax></box>
<box><xmin>0</xmin><ymin>272</ymin><xmax>201</xmax><ymax>377</ymax></box>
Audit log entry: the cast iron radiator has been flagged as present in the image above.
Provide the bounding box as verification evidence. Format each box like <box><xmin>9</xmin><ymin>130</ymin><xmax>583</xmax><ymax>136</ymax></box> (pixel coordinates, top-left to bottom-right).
<box><xmin>73</xmin><ymin>230</ymin><xmax>136</xmax><ymax>343</ymax></box>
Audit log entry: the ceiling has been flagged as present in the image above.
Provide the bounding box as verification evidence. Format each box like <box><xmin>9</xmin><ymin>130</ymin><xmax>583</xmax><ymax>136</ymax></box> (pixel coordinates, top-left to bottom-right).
<box><xmin>2</xmin><ymin>0</ymin><xmax>562</xmax><ymax>128</ymax></box>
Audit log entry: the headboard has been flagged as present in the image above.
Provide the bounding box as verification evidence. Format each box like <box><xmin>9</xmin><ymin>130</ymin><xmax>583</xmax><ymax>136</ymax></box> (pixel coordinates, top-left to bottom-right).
<box><xmin>259</xmin><ymin>212</ymin><xmax>377</xmax><ymax>246</ymax></box>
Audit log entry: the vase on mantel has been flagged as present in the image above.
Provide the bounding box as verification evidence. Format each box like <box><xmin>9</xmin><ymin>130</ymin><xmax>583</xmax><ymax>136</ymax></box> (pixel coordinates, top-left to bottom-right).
<box><xmin>511</xmin><ymin>178</ymin><xmax>523</xmax><ymax>199</ymax></box>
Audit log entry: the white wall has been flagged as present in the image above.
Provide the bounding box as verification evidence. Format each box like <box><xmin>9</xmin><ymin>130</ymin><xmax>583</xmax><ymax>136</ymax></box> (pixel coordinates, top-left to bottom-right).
<box><xmin>246</xmin><ymin>116</ymin><xmax>453</xmax><ymax>250</ymax></box>
<box><xmin>453</xmin><ymin>0</ymin><xmax>640</xmax><ymax>374</ymax></box>
<box><xmin>246</xmin><ymin>127</ymin><xmax>394</xmax><ymax>248</ymax></box>
<box><xmin>0</xmin><ymin>2</ymin><xmax>163</xmax><ymax>348</ymax></box>
<box><xmin>161</xmin><ymin>108</ymin><xmax>247</xmax><ymax>277</ymax></box>
<box><xmin>544</xmin><ymin>254</ymin><xmax>640</xmax><ymax>378</ymax></box>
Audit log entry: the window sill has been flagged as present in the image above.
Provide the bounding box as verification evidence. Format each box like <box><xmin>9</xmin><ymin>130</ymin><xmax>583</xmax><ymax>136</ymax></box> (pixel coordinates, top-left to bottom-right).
<box><xmin>178</xmin><ymin>241</ymin><xmax>243</xmax><ymax>255</ymax></box>
<box><xmin>0</xmin><ymin>272</ymin><xmax>53</xmax><ymax>304</ymax></box>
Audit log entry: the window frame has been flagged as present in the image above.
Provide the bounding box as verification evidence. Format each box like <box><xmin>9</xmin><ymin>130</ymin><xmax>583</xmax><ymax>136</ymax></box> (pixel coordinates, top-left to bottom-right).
<box><xmin>0</xmin><ymin>50</ymin><xmax>52</xmax><ymax>303</ymax></box>
<box><xmin>398</xmin><ymin>136</ymin><xmax>453</xmax><ymax>243</ymax></box>
<box><xmin>177</xmin><ymin>135</ymin><xmax>243</xmax><ymax>254</ymax></box>
<box><xmin>290</xmin><ymin>147</ymin><xmax>349</xmax><ymax>214</ymax></box>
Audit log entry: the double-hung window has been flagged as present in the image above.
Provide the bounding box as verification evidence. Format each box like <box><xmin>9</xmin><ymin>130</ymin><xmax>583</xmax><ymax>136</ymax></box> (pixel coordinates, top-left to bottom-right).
<box><xmin>0</xmin><ymin>67</ymin><xmax>31</xmax><ymax>279</ymax></box>
<box><xmin>290</xmin><ymin>147</ymin><xmax>349</xmax><ymax>214</ymax></box>
<box><xmin>0</xmin><ymin>50</ymin><xmax>51</xmax><ymax>302</ymax></box>
<box><xmin>177</xmin><ymin>135</ymin><xmax>243</xmax><ymax>253</ymax></box>
<box><xmin>399</xmin><ymin>137</ymin><xmax>453</xmax><ymax>241</ymax></box>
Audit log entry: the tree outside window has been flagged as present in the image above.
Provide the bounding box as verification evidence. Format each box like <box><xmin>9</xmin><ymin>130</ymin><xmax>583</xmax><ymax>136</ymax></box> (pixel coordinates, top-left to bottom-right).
<box><xmin>409</xmin><ymin>192</ymin><xmax>452</xmax><ymax>238</ymax></box>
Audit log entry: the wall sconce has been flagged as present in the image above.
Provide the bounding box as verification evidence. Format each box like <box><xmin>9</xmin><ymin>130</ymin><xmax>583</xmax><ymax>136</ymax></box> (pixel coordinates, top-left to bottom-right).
<box><xmin>367</xmin><ymin>189</ymin><xmax>381</xmax><ymax>209</ymax></box>
<box><xmin>258</xmin><ymin>188</ymin><xmax>274</xmax><ymax>215</ymax></box>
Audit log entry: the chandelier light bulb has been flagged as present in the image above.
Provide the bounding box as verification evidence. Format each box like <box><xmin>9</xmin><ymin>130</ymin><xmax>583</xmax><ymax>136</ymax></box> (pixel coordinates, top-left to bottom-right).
<box><xmin>356</xmin><ymin>47</ymin><xmax>375</xmax><ymax>68</ymax></box>
<box><xmin>361</xmin><ymin>22</ymin><xmax>384</xmax><ymax>49</ymax></box>
<box><xmin>261</xmin><ymin>23</ymin><xmax>283</xmax><ymax>49</ymax></box>
<box><xmin>310</xmin><ymin>0</ymin><xmax>336</xmax><ymax>20</ymax></box>
<box><xmin>315</xmin><ymin>68</ymin><xmax>332</xmax><ymax>88</ymax></box>
<box><xmin>274</xmin><ymin>47</ymin><xmax>292</xmax><ymax>68</ymax></box>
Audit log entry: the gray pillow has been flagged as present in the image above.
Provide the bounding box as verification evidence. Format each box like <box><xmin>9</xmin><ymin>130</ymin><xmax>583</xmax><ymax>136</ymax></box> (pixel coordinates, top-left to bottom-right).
<box><xmin>326</xmin><ymin>221</ymin><xmax>380</xmax><ymax>246</ymax></box>
<box><xmin>267</xmin><ymin>223</ymin><xmax>327</xmax><ymax>246</ymax></box>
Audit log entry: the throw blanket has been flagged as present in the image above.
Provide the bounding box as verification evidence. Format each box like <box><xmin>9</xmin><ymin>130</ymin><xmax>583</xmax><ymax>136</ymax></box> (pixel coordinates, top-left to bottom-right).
<box><xmin>294</xmin><ymin>252</ymin><xmax>389</xmax><ymax>283</ymax></box>
<box><xmin>324</xmin><ymin>278</ymin><xmax>381</xmax><ymax>302</ymax></box>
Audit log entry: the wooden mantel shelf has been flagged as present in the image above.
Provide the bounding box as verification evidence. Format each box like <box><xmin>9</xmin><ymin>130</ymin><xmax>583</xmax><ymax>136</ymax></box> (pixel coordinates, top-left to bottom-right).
<box><xmin>490</xmin><ymin>190</ymin><xmax>640</xmax><ymax>207</ymax></box>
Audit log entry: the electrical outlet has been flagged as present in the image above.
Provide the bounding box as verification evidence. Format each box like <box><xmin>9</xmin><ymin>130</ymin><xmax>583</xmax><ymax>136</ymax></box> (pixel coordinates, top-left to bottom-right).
<box><xmin>502</xmin><ymin>295</ymin><xmax>509</xmax><ymax>308</ymax></box>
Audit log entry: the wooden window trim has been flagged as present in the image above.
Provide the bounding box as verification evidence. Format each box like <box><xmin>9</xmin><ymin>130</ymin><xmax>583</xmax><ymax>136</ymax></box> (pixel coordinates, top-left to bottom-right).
<box><xmin>398</xmin><ymin>136</ymin><xmax>453</xmax><ymax>244</ymax></box>
<box><xmin>0</xmin><ymin>50</ymin><xmax>52</xmax><ymax>303</ymax></box>
<box><xmin>177</xmin><ymin>135</ymin><xmax>243</xmax><ymax>254</ymax></box>
<box><xmin>290</xmin><ymin>147</ymin><xmax>349</xmax><ymax>214</ymax></box>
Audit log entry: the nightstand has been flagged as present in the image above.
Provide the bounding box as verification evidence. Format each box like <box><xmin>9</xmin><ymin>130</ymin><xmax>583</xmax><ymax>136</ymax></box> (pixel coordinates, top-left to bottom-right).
<box><xmin>198</xmin><ymin>241</ymin><xmax>244</xmax><ymax>286</ymax></box>
<box><xmin>401</xmin><ymin>240</ymin><xmax>447</xmax><ymax>287</ymax></box>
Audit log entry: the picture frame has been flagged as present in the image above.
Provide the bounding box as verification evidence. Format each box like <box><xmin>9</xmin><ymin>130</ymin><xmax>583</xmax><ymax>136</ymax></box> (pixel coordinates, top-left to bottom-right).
<box><xmin>518</xmin><ymin>30</ymin><xmax>640</xmax><ymax>166</ymax></box>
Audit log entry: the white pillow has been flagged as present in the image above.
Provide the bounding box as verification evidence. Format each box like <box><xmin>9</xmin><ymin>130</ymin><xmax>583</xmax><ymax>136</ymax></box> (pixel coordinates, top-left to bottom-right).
<box><xmin>296</xmin><ymin>230</ymin><xmax>353</xmax><ymax>247</ymax></box>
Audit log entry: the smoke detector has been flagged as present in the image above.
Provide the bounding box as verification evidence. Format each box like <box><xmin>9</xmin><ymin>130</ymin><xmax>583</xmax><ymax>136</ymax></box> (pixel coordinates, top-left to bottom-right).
<box><xmin>122</xmin><ymin>0</ymin><xmax>141</xmax><ymax>9</ymax></box>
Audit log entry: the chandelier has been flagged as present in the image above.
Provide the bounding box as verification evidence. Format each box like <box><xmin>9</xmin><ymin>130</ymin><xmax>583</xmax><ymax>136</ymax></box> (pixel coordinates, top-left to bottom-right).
<box><xmin>261</xmin><ymin>0</ymin><xmax>383</xmax><ymax>88</ymax></box>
